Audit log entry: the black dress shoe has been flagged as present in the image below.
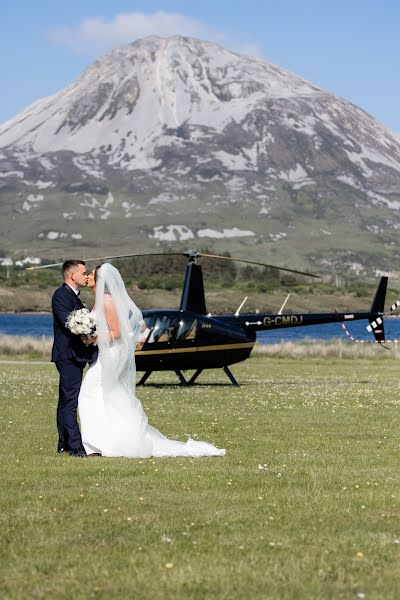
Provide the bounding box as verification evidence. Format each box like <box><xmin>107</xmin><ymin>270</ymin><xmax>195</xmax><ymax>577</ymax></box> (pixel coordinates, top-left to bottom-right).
<box><xmin>68</xmin><ymin>448</ymin><xmax>87</xmax><ymax>458</ymax></box>
<box><xmin>57</xmin><ymin>448</ymin><xmax>66</xmax><ymax>453</ymax></box>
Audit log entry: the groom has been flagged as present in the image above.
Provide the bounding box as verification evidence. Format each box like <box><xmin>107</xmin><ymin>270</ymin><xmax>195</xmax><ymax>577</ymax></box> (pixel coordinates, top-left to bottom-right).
<box><xmin>51</xmin><ymin>260</ymin><xmax>98</xmax><ymax>457</ymax></box>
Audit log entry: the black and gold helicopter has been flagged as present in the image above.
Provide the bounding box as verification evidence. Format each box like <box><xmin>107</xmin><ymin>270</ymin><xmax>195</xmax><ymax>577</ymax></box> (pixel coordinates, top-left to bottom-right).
<box><xmin>29</xmin><ymin>249</ymin><xmax>388</xmax><ymax>386</ymax></box>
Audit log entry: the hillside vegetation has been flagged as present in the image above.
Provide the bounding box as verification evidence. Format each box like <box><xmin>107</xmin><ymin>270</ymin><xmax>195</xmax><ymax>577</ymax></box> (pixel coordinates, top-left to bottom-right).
<box><xmin>0</xmin><ymin>257</ymin><xmax>396</xmax><ymax>314</ymax></box>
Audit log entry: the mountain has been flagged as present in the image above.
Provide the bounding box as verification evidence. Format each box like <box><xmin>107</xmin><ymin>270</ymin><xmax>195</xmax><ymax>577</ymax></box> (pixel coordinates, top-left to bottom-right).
<box><xmin>1</xmin><ymin>35</ymin><xmax>400</xmax><ymax>277</ymax></box>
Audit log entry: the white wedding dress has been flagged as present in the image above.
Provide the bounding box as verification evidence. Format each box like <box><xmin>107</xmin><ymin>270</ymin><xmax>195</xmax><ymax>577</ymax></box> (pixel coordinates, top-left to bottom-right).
<box><xmin>78</xmin><ymin>264</ymin><xmax>225</xmax><ymax>458</ymax></box>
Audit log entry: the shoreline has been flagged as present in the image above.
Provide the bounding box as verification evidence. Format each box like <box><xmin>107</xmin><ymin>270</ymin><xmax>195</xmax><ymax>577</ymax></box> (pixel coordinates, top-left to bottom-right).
<box><xmin>0</xmin><ymin>311</ymin><xmax>400</xmax><ymax>319</ymax></box>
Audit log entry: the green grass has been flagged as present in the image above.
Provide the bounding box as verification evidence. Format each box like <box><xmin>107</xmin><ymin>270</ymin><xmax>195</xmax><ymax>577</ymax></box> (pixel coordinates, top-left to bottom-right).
<box><xmin>1</xmin><ymin>356</ymin><xmax>400</xmax><ymax>599</ymax></box>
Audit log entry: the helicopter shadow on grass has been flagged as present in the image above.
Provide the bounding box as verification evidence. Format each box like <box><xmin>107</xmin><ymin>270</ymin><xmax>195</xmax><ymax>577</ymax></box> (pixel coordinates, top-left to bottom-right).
<box><xmin>138</xmin><ymin>380</ymin><xmax>247</xmax><ymax>389</ymax></box>
<box><xmin>138</xmin><ymin>378</ymin><xmax>380</xmax><ymax>388</ymax></box>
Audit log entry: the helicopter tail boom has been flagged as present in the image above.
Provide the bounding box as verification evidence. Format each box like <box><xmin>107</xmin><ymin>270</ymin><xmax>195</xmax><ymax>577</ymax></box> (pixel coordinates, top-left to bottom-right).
<box><xmin>221</xmin><ymin>277</ymin><xmax>388</xmax><ymax>339</ymax></box>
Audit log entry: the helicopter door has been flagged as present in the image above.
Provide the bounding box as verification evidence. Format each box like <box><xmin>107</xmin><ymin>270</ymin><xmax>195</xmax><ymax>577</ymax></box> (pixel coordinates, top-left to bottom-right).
<box><xmin>176</xmin><ymin>318</ymin><xmax>198</xmax><ymax>343</ymax></box>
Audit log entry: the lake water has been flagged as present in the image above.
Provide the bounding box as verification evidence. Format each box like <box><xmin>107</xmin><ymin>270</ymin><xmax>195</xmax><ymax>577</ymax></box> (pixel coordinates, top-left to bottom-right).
<box><xmin>1</xmin><ymin>313</ymin><xmax>400</xmax><ymax>344</ymax></box>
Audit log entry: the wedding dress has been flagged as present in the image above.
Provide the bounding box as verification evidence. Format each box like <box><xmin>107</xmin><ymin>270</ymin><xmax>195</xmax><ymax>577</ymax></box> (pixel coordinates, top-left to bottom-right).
<box><xmin>78</xmin><ymin>263</ymin><xmax>225</xmax><ymax>458</ymax></box>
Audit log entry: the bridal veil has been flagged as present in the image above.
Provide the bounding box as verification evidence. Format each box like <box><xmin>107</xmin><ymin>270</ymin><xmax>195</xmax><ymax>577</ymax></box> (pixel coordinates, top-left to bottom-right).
<box><xmin>89</xmin><ymin>263</ymin><xmax>225</xmax><ymax>458</ymax></box>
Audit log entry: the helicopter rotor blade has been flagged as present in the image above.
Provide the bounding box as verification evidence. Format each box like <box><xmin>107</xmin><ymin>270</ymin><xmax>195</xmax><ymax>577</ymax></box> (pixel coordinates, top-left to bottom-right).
<box><xmin>26</xmin><ymin>261</ymin><xmax>65</xmax><ymax>271</ymax></box>
<box><xmin>25</xmin><ymin>249</ymin><xmax>320</xmax><ymax>278</ymax></box>
<box><xmin>200</xmin><ymin>253</ymin><xmax>321</xmax><ymax>278</ymax></box>
<box><xmin>25</xmin><ymin>252</ymin><xmax>185</xmax><ymax>270</ymax></box>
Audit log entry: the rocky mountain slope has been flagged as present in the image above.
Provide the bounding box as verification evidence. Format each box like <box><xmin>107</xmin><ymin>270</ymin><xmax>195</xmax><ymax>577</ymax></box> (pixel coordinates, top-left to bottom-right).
<box><xmin>1</xmin><ymin>35</ymin><xmax>400</xmax><ymax>277</ymax></box>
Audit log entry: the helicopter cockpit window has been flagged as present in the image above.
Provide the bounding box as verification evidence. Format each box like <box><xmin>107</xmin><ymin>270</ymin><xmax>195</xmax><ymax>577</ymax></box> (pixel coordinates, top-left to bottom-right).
<box><xmin>177</xmin><ymin>319</ymin><xmax>198</xmax><ymax>341</ymax></box>
<box><xmin>147</xmin><ymin>315</ymin><xmax>177</xmax><ymax>344</ymax></box>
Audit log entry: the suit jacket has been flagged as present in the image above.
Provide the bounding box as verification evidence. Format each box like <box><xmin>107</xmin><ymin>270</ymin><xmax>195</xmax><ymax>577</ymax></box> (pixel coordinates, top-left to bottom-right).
<box><xmin>51</xmin><ymin>283</ymin><xmax>98</xmax><ymax>364</ymax></box>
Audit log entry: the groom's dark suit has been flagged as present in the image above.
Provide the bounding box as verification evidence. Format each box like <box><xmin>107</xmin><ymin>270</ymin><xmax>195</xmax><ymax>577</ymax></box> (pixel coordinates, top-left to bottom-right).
<box><xmin>51</xmin><ymin>283</ymin><xmax>98</xmax><ymax>453</ymax></box>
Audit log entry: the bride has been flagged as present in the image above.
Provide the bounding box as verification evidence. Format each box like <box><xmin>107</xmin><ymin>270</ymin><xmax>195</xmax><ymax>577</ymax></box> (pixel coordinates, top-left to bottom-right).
<box><xmin>78</xmin><ymin>263</ymin><xmax>225</xmax><ymax>458</ymax></box>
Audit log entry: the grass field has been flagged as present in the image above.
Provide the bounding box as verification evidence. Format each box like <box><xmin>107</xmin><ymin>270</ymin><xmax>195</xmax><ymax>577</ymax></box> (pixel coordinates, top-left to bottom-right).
<box><xmin>1</xmin><ymin>355</ymin><xmax>400</xmax><ymax>599</ymax></box>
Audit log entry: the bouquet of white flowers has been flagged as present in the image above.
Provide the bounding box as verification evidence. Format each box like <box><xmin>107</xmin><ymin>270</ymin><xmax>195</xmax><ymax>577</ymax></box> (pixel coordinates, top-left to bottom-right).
<box><xmin>65</xmin><ymin>308</ymin><xmax>97</xmax><ymax>338</ymax></box>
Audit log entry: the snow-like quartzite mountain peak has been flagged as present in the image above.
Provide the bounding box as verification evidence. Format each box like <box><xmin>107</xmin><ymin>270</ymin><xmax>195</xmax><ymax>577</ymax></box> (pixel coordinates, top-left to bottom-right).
<box><xmin>1</xmin><ymin>35</ymin><xmax>400</xmax><ymax>172</ymax></box>
<box><xmin>0</xmin><ymin>35</ymin><xmax>327</xmax><ymax>167</ymax></box>
<box><xmin>1</xmin><ymin>35</ymin><xmax>400</xmax><ymax>275</ymax></box>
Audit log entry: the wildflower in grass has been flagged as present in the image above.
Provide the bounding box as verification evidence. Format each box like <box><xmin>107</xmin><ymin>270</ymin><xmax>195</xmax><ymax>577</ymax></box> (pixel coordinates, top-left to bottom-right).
<box><xmin>162</xmin><ymin>535</ymin><xmax>172</xmax><ymax>544</ymax></box>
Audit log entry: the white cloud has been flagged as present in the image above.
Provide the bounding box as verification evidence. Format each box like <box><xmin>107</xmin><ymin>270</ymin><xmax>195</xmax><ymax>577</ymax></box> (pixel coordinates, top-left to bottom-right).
<box><xmin>48</xmin><ymin>11</ymin><xmax>262</xmax><ymax>57</ymax></box>
<box><xmin>237</xmin><ymin>43</ymin><xmax>264</xmax><ymax>58</ymax></box>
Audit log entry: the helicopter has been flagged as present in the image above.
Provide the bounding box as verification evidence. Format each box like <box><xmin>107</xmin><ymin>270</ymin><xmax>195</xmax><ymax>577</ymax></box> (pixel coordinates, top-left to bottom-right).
<box><xmin>28</xmin><ymin>249</ymin><xmax>389</xmax><ymax>386</ymax></box>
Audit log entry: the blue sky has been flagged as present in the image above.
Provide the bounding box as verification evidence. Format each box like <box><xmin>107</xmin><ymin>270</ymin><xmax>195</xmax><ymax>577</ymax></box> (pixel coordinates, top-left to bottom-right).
<box><xmin>1</xmin><ymin>0</ymin><xmax>399</xmax><ymax>131</ymax></box>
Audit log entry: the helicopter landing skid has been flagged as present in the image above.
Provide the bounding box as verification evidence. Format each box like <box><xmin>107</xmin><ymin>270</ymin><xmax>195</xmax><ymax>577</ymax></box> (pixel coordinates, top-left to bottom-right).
<box><xmin>137</xmin><ymin>366</ymin><xmax>240</xmax><ymax>386</ymax></box>
<box><xmin>223</xmin><ymin>366</ymin><xmax>240</xmax><ymax>387</ymax></box>
<box><xmin>137</xmin><ymin>370</ymin><xmax>153</xmax><ymax>386</ymax></box>
<box><xmin>174</xmin><ymin>369</ymin><xmax>203</xmax><ymax>386</ymax></box>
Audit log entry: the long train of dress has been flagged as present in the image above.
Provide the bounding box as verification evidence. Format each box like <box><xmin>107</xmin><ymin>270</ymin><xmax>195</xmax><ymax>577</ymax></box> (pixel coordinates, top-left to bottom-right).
<box><xmin>78</xmin><ymin>347</ymin><xmax>225</xmax><ymax>458</ymax></box>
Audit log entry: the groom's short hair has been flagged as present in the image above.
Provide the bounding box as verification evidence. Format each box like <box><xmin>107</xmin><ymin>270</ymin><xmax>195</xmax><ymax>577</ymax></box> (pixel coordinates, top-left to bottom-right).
<box><xmin>62</xmin><ymin>260</ymin><xmax>85</xmax><ymax>279</ymax></box>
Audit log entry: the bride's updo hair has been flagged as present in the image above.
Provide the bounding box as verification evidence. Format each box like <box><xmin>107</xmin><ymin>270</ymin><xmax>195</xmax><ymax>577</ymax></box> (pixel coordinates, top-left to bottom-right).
<box><xmin>94</xmin><ymin>264</ymin><xmax>110</xmax><ymax>294</ymax></box>
<box><xmin>93</xmin><ymin>265</ymin><xmax>102</xmax><ymax>283</ymax></box>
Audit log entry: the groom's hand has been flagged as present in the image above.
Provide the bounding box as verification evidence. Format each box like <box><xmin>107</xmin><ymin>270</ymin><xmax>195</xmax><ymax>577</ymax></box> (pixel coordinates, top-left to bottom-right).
<box><xmin>81</xmin><ymin>335</ymin><xmax>97</xmax><ymax>346</ymax></box>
